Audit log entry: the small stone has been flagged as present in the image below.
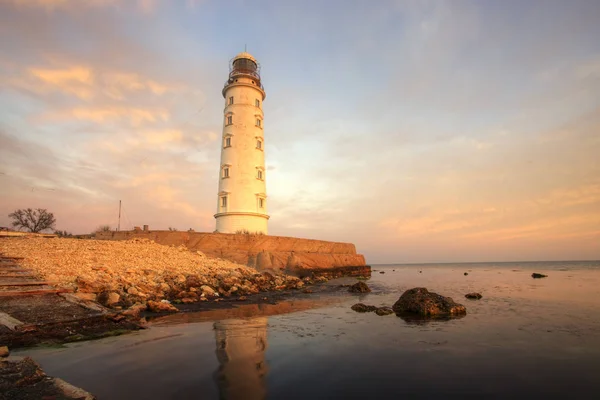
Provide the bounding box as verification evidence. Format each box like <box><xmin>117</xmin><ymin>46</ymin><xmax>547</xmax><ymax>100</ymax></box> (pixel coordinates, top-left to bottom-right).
<box><xmin>351</xmin><ymin>303</ymin><xmax>377</xmax><ymax>313</ymax></box>
<box><xmin>375</xmin><ymin>307</ymin><xmax>394</xmax><ymax>316</ymax></box>
<box><xmin>201</xmin><ymin>285</ymin><xmax>217</xmax><ymax>297</ymax></box>
<box><xmin>159</xmin><ymin>282</ymin><xmax>171</xmax><ymax>292</ymax></box>
<box><xmin>464</xmin><ymin>272</ymin><xmax>468</xmax><ymax>276</ymax></box>
<box><xmin>532</xmin><ymin>273</ymin><xmax>548</xmax><ymax>279</ymax></box>
<box><xmin>379</xmin><ymin>271</ymin><xmax>385</xmax><ymax>274</ymax></box>
<box><xmin>127</xmin><ymin>287</ymin><xmax>139</xmax><ymax>296</ymax></box>
<box><xmin>303</xmin><ymin>289</ymin><xmax>313</xmax><ymax>294</ymax></box>
<box><xmin>238</xmin><ymin>296</ymin><xmax>247</xmax><ymax>301</ymax></box>
<box><xmin>349</xmin><ymin>281</ymin><xmax>371</xmax><ymax>293</ymax></box>
<box><xmin>0</xmin><ymin>346</ymin><xmax>9</xmax><ymax>358</ymax></box>
<box><xmin>465</xmin><ymin>292</ymin><xmax>482</xmax><ymax>300</ymax></box>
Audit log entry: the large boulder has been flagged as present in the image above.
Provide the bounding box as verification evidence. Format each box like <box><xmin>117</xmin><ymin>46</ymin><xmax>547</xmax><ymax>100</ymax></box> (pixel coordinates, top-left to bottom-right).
<box><xmin>348</xmin><ymin>281</ymin><xmax>371</xmax><ymax>293</ymax></box>
<box><xmin>392</xmin><ymin>288</ymin><xmax>466</xmax><ymax>316</ymax></box>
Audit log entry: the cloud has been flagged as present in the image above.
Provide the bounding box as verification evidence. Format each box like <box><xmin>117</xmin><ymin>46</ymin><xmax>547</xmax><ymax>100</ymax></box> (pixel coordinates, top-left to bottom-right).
<box><xmin>1</xmin><ymin>0</ymin><xmax>599</xmax><ymax>263</ymax></box>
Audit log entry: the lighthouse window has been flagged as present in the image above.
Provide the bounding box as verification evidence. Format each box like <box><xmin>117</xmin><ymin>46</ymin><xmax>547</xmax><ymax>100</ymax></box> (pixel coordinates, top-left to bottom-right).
<box><xmin>256</xmin><ymin>119</ymin><xmax>261</xmax><ymax>127</ymax></box>
<box><xmin>259</xmin><ymin>198</ymin><xmax>264</xmax><ymax>208</ymax></box>
<box><xmin>224</xmin><ymin>137</ymin><xmax>231</xmax><ymax>148</ymax></box>
<box><xmin>256</xmin><ymin>139</ymin><xmax>262</xmax><ymax>149</ymax></box>
<box><xmin>229</xmin><ymin>96</ymin><xmax>234</xmax><ymax>105</ymax></box>
<box><xmin>223</xmin><ymin>167</ymin><xmax>230</xmax><ymax>178</ymax></box>
<box><xmin>226</xmin><ymin>115</ymin><xmax>232</xmax><ymax>125</ymax></box>
<box><xmin>255</xmin><ymin>99</ymin><xmax>260</xmax><ymax>107</ymax></box>
<box><xmin>221</xmin><ymin>196</ymin><xmax>227</xmax><ymax>207</ymax></box>
<box><xmin>257</xmin><ymin>170</ymin><xmax>263</xmax><ymax>180</ymax></box>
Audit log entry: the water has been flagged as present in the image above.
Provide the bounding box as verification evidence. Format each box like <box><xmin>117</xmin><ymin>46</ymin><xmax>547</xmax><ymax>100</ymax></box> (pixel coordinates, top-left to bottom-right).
<box><xmin>16</xmin><ymin>261</ymin><xmax>600</xmax><ymax>399</ymax></box>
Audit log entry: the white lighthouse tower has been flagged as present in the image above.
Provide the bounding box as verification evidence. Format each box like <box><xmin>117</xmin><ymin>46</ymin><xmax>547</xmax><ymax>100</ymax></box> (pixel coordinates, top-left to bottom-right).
<box><xmin>215</xmin><ymin>52</ymin><xmax>269</xmax><ymax>234</ymax></box>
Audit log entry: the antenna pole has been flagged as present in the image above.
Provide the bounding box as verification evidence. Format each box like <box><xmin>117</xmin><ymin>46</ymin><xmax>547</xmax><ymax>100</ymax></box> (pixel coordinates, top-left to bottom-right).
<box><xmin>118</xmin><ymin>200</ymin><xmax>121</xmax><ymax>232</ymax></box>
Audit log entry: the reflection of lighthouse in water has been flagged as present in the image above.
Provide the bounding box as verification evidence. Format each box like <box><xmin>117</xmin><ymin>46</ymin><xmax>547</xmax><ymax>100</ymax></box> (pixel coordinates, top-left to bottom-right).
<box><xmin>213</xmin><ymin>317</ymin><xmax>269</xmax><ymax>400</ymax></box>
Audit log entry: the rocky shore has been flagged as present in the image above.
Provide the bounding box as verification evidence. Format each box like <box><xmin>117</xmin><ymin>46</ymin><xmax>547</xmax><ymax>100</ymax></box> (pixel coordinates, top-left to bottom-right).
<box><xmin>0</xmin><ymin>236</ymin><xmax>322</xmax><ymax>308</ymax></box>
<box><xmin>0</xmin><ymin>236</ymin><xmax>331</xmax><ymax>348</ymax></box>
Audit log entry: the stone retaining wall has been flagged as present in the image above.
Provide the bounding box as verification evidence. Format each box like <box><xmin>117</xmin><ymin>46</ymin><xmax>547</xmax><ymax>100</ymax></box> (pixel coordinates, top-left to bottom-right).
<box><xmin>95</xmin><ymin>231</ymin><xmax>369</xmax><ymax>277</ymax></box>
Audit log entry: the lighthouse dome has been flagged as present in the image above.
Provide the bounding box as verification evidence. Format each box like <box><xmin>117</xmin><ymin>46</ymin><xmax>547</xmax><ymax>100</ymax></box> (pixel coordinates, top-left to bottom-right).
<box><xmin>233</xmin><ymin>51</ymin><xmax>257</xmax><ymax>63</ymax></box>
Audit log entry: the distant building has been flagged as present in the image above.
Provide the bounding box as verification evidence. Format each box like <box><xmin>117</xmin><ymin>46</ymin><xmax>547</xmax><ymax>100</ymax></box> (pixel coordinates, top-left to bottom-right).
<box><xmin>215</xmin><ymin>52</ymin><xmax>269</xmax><ymax>234</ymax></box>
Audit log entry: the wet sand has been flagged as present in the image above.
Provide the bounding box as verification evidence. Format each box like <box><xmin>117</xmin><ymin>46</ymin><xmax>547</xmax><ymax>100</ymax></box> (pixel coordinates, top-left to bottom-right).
<box><xmin>15</xmin><ymin>261</ymin><xmax>600</xmax><ymax>399</ymax></box>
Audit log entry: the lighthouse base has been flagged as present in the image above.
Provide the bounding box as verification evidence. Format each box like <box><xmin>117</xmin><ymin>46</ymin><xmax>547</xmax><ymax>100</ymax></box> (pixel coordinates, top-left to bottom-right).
<box><xmin>214</xmin><ymin>212</ymin><xmax>269</xmax><ymax>234</ymax></box>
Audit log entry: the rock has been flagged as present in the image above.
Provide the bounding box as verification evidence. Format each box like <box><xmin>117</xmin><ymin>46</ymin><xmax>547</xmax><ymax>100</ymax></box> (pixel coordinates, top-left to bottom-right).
<box><xmin>201</xmin><ymin>285</ymin><xmax>217</xmax><ymax>297</ymax></box>
<box><xmin>379</xmin><ymin>271</ymin><xmax>385</xmax><ymax>274</ymax></box>
<box><xmin>392</xmin><ymin>288</ymin><xmax>467</xmax><ymax>316</ymax></box>
<box><xmin>97</xmin><ymin>291</ymin><xmax>120</xmax><ymax>307</ymax></box>
<box><xmin>303</xmin><ymin>289</ymin><xmax>313</xmax><ymax>294</ymax></box>
<box><xmin>186</xmin><ymin>275</ymin><xmax>202</xmax><ymax>288</ymax></box>
<box><xmin>375</xmin><ymin>307</ymin><xmax>394</xmax><ymax>316</ymax></box>
<box><xmin>147</xmin><ymin>300</ymin><xmax>178</xmax><ymax>313</ymax></box>
<box><xmin>532</xmin><ymin>273</ymin><xmax>548</xmax><ymax>279</ymax></box>
<box><xmin>181</xmin><ymin>297</ymin><xmax>196</xmax><ymax>304</ymax></box>
<box><xmin>465</xmin><ymin>292</ymin><xmax>482</xmax><ymax>300</ymax></box>
<box><xmin>349</xmin><ymin>281</ymin><xmax>371</xmax><ymax>293</ymax></box>
<box><xmin>127</xmin><ymin>286</ymin><xmax>139</xmax><ymax>296</ymax></box>
<box><xmin>74</xmin><ymin>291</ymin><xmax>97</xmax><ymax>301</ymax></box>
<box><xmin>75</xmin><ymin>276</ymin><xmax>105</xmax><ymax>293</ymax></box>
<box><xmin>122</xmin><ymin>303</ymin><xmax>147</xmax><ymax>318</ymax></box>
<box><xmin>159</xmin><ymin>282</ymin><xmax>171</xmax><ymax>292</ymax></box>
<box><xmin>0</xmin><ymin>346</ymin><xmax>9</xmax><ymax>358</ymax></box>
<box><xmin>351</xmin><ymin>303</ymin><xmax>377</xmax><ymax>312</ymax></box>
<box><xmin>464</xmin><ymin>272</ymin><xmax>468</xmax><ymax>276</ymax></box>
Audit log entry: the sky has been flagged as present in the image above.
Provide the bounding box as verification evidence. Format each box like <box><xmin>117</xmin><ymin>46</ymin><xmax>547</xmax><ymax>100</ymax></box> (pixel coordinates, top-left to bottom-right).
<box><xmin>0</xmin><ymin>0</ymin><xmax>599</xmax><ymax>263</ymax></box>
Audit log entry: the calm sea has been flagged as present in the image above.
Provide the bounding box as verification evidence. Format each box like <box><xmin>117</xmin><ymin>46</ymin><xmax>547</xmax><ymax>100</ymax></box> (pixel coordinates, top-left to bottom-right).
<box><xmin>17</xmin><ymin>260</ymin><xmax>600</xmax><ymax>399</ymax></box>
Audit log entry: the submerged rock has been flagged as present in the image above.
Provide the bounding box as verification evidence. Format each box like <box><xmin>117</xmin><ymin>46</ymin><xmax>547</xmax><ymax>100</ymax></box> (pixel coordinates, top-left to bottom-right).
<box><xmin>465</xmin><ymin>292</ymin><xmax>482</xmax><ymax>300</ymax></box>
<box><xmin>532</xmin><ymin>273</ymin><xmax>548</xmax><ymax>279</ymax></box>
<box><xmin>349</xmin><ymin>281</ymin><xmax>371</xmax><ymax>293</ymax></box>
<box><xmin>351</xmin><ymin>303</ymin><xmax>377</xmax><ymax>313</ymax></box>
<box><xmin>392</xmin><ymin>287</ymin><xmax>467</xmax><ymax>316</ymax></box>
<box><xmin>375</xmin><ymin>307</ymin><xmax>394</xmax><ymax>316</ymax></box>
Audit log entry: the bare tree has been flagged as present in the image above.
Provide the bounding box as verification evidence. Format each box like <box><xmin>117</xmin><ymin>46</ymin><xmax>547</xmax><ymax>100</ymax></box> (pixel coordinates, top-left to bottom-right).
<box><xmin>8</xmin><ymin>208</ymin><xmax>56</xmax><ymax>233</ymax></box>
<box><xmin>95</xmin><ymin>225</ymin><xmax>112</xmax><ymax>233</ymax></box>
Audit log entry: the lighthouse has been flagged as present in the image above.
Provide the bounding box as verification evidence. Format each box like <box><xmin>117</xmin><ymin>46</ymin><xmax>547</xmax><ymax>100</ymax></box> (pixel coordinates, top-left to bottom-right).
<box><xmin>215</xmin><ymin>52</ymin><xmax>269</xmax><ymax>234</ymax></box>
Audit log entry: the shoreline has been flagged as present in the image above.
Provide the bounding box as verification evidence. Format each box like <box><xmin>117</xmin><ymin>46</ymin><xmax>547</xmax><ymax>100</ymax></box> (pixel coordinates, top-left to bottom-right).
<box><xmin>0</xmin><ymin>236</ymin><xmax>370</xmax><ymax>349</ymax></box>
